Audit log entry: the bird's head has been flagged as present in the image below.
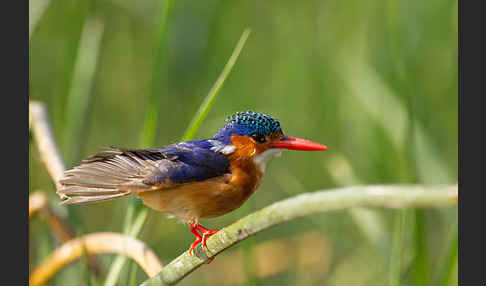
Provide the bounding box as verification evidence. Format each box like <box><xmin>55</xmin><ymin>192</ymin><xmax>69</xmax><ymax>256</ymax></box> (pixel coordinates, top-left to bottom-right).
<box><xmin>212</xmin><ymin>111</ymin><xmax>327</xmax><ymax>166</ymax></box>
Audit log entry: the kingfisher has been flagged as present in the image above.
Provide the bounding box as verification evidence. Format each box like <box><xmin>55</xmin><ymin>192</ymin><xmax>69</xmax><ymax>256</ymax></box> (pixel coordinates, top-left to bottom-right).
<box><xmin>58</xmin><ymin>111</ymin><xmax>327</xmax><ymax>257</ymax></box>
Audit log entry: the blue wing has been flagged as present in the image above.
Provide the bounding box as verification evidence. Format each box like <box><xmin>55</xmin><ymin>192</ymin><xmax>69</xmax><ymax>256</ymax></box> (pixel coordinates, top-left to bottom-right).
<box><xmin>147</xmin><ymin>140</ymin><xmax>230</xmax><ymax>185</ymax></box>
<box><xmin>58</xmin><ymin>140</ymin><xmax>231</xmax><ymax>204</ymax></box>
<box><xmin>59</xmin><ymin>139</ymin><xmax>231</xmax><ymax>201</ymax></box>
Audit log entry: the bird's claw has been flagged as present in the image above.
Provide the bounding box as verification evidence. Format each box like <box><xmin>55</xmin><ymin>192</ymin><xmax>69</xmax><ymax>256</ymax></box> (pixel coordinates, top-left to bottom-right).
<box><xmin>201</xmin><ymin>229</ymin><xmax>219</xmax><ymax>249</ymax></box>
<box><xmin>188</xmin><ymin>237</ymin><xmax>202</xmax><ymax>256</ymax></box>
<box><xmin>205</xmin><ymin>257</ymin><xmax>215</xmax><ymax>264</ymax></box>
<box><xmin>188</xmin><ymin>223</ymin><xmax>219</xmax><ymax>259</ymax></box>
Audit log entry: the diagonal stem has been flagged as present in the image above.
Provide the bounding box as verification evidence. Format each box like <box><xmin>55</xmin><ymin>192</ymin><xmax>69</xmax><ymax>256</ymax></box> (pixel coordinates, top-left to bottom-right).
<box><xmin>140</xmin><ymin>184</ymin><xmax>457</xmax><ymax>286</ymax></box>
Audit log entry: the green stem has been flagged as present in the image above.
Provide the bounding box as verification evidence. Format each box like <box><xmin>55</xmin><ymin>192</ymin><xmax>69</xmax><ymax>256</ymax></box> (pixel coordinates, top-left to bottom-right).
<box><xmin>241</xmin><ymin>200</ymin><xmax>258</xmax><ymax>286</ymax></box>
<box><xmin>105</xmin><ymin>0</ymin><xmax>174</xmax><ymax>284</ymax></box>
<box><xmin>128</xmin><ymin>260</ymin><xmax>139</xmax><ymax>286</ymax></box>
<box><xmin>434</xmin><ymin>221</ymin><xmax>458</xmax><ymax>286</ymax></box>
<box><xmin>182</xmin><ymin>28</ymin><xmax>251</xmax><ymax>141</ymax></box>
<box><xmin>62</xmin><ymin>19</ymin><xmax>104</xmax><ymax>165</ymax></box>
<box><xmin>389</xmin><ymin>210</ymin><xmax>409</xmax><ymax>286</ymax></box>
<box><xmin>413</xmin><ymin>210</ymin><xmax>428</xmax><ymax>286</ymax></box>
<box><xmin>105</xmin><ymin>208</ymin><xmax>149</xmax><ymax>286</ymax></box>
<box><xmin>139</xmin><ymin>0</ymin><xmax>175</xmax><ymax>148</ymax></box>
<box><xmin>140</xmin><ymin>184</ymin><xmax>457</xmax><ymax>286</ymax></box>
<box><xmin>29</xmin><ymin>0</ymin><xmax>52</xmax><ymax>40</ymax></box>
<box><xmin>107</xmin><ymin>24</ymin><xmax>250</xmax><ymax>286</ymax></box>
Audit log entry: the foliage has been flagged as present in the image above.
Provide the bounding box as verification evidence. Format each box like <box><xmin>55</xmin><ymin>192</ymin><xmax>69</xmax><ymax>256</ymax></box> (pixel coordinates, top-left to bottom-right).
<box><xmin>29</xmin><ymin>0</ymin><xmax>458</xmax><ymax>285</ymax></box>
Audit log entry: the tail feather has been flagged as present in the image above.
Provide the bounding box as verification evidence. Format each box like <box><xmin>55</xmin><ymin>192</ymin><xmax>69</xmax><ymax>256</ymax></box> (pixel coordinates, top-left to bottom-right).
<box><xmin>59</xmin><ymin>192</ymin><xmax>131</xmax><ymax>205</ymax></box>
<box><xmin>57</xmin><ymin>146</ymin><xmax>164</xmax><ymax>205</ymax></box>
<box><xmin>58</xmin><ymin>186</ymin><xmax>124</xmax><ymax>196</ymax></box>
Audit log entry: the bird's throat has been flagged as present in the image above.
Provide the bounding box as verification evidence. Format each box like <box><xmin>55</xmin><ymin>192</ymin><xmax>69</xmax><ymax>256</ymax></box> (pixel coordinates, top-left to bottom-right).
<box><xmin>252</xmin><ymin>148</ymin><xmax>282</xmax><ymax>172</ymax></box>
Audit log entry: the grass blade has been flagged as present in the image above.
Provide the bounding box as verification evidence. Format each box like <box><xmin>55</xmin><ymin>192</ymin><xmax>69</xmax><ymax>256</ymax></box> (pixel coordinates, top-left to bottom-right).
<box><xmin>105</xmin><ymin>0</ymin><xmax>174</xmax><ymax>284</ymax></box>
<box><xmin>139</xmin><ymin>0</ymin><xmax>175</xmax><ymax>148</ymax></box>
<box><xmin>61</xmin><ymin>19</ymin><xmax>104</xmax><ymax>165</ymax></box>
<box><xmin>53</xmin><ymin>17</ymin><xmax>104</xmax><ymax>283</ymax></box>
<box><xmin>182</xmin><ymin>28</ymin><xmax>251</xmax><ymax>141</ymax></box>
<box><xmin>434</xmin><ymin>221</ymin><xmax>458</xmax><ymax>286</ymax></box>
<box><xmin>412</xmin><ymin>210</ymin><xmax>429</xmax><ymax>286</ymax></box>
<box><xmin>388</xmin><ymin>210</ymin><xmax>409</xmax><ymax>286</ymax></box>
<box><xmin>106</xmin><ymin>25</ymin><xmax>250</xmax><ymax>286</ymax></box>
<box><xmin>29</xmin><ymin>0</ymin><xmax>51</xmax><ymax>40</ymax></box>
<box><xmin>104</xmin><ymin>206</ymin><xmax>149</xmax><ymax>286</ymax></box>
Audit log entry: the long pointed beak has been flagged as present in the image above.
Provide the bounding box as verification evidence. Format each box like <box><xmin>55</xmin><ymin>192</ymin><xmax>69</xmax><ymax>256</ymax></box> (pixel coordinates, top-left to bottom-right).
<box><xmin>269</xmin><ymin>136</ymin><xmax>328</xmax><ymax>151</ymax></box>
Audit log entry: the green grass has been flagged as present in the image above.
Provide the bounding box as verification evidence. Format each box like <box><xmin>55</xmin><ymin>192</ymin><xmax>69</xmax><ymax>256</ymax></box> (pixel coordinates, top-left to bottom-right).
<box><xmin>412</xmin><ymin>210</ymin><xmax>429</xmax><ymax>286</ymax></box>
<box><xmin>29</xmin><ymin>0</ymin><xmax>458</xmax><ymax>285</ymax></box>
<box><xmin>182</xmin><ymin>28</ymin><xmax>250</xmax><ymax>141</ymax></box>
<box><xmin>105</xmin><ymin>1</ymin><xmax>175</xmax><ymax>284</ymax></box>
<box><xmin>435</xmin><ymin>221</ymin><xmax>458</xmax><ymax>286</ymax></box>
<box><xmin>61</xmin><ymin>19</ymin><xmax>104</xmax><ymax>166</ymax></box>
<box><xmin>105</xmin><ymin>25</ymin><xmax>251</xmax><ymax>285</ymax></box>
<box><xmin>388</xmin><ymin>210</ymin><xmax>409</xmax><ymax>286</ymax></box>
<box><xmin>139</xmin><ymin>0</ymin><xmax>176</xmax><ymax>149</ymax></box>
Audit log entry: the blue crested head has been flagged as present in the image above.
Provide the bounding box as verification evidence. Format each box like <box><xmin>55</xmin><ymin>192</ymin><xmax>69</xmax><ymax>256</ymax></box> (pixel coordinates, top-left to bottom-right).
<box><xmin>213</xmin><ymin>111</ymin><xmax>283</xmax><ymax>144</ymax></box>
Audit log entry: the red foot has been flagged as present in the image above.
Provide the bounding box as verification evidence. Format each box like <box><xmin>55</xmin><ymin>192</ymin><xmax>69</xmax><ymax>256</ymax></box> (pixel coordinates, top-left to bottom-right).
<box><xmin>188</xmin><ymin>225</ymin><xmax>202</xmax><ymax>255</ymax></box>
<box><xmin>205</xmin><ymin>257</ymin><xmax>215</xmax><ymax>264</ymax></box>
<box><xmin>195</xmin><ymin>224</ymin><xmax>219</xmax><ymax>249</ymax></box>
<box><xmin>188</xmin><ymin>223</ymin><xmax>220</xmax><ymax>260</ymax></box>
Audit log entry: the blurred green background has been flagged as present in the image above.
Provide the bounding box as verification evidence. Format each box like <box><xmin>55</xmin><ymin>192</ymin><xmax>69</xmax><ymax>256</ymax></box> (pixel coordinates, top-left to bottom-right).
<box><xmin>29</xmin><ymin>0</ymin><xmax>458</xmax><ymax>285</ymax></box>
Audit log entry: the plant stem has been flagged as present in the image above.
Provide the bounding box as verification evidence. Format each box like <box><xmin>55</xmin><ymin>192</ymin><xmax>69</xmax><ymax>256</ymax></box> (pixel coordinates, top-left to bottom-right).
<box><xmin>434</xmin><ymin>221</ymin><xmax>458</xmax><ymax>286</ymax></box>
<box><xmin>139</xmin><ymin>0</ymin><xmax>175</xmax><ymax>148</ymax></box>
<box><xmin>182</xmin><ymin>28</ymin><xmax>251</xmax><ymax>141</ymax></box>
<box><xmin>389</xmin><ymin>210</ymin><xmax>409</xmax><ymax>286</ymax></box>
<box><xmin>140</xmin><ymin>184</ymin><xmax>457</xmax><ymax>286</ymax></box>
<box><xmin>104</xmin><ymin>207</ymin><xmax>149</xmax><ymax>286</ymax></box>
<box><xmin>413</xmin><ymin>210</ymin><xmax>428</xmax><ymax>286</ymax></box>
<box><xmin>105</xmin><ymin>0</ymin><xmax>174</xmax><ymax>284</ymax></box>
<box><xmin>62</xmin><ymin>19</ymin><xmax>104</xmax><ymax>165</ymax></box>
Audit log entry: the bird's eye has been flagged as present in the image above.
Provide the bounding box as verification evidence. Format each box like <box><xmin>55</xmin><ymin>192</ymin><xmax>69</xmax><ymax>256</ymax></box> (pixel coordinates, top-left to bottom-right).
<box><xmin>251</xmin><ymin>134</ymin><xmax>266</xmax><ymax>143</ymax></box>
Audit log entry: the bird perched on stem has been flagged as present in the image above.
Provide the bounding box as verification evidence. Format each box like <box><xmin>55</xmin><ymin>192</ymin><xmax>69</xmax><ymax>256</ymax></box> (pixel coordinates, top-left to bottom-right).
<box><xmin>58</xmin><ymin>111</ymin><xmax>327</xmax><ymax>259</ymax></box>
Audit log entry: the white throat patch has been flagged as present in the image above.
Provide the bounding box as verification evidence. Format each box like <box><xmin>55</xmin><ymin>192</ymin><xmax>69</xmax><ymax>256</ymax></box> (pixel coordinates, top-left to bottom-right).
<box><xmin>208</xmin><ymin>140</ymin><xmax>236</xmax><ymax>155</ymax></box>
<box><xmin>252</xmin><ymin>149</ymin><xmax>282</xmax><ymax>172</ymax></box>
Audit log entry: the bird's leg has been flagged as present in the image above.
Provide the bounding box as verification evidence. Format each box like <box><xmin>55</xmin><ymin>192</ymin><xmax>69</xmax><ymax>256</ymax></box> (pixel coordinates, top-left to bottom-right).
<box><xmin>193</xmin><ymin>224</ymin><xmax>220</xmax><ymax>249</ymax></box>
<box><xmin>187</xmin><ymin>223</ymin><xmax>219</xmax><ymax>264</ymax></box>
<box><xmin>188</xmin><ymin>224</ymin><xmax>202</xmax><ymax>256</ymax></box>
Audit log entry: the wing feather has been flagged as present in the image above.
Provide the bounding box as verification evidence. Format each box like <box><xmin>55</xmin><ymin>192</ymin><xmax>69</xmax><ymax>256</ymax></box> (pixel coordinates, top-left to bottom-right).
<box><xmin>58</xmin><ymin>142</ymin><xmax>230</xmax><ymax>205</ymax></box>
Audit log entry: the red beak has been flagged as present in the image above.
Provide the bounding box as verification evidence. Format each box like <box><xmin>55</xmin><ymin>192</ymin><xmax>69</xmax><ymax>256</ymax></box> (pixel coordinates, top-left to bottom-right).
<box><xmin>269</xmin><ymin>136</ymin><xmax>328</xmax><ymax>151</ymax></box>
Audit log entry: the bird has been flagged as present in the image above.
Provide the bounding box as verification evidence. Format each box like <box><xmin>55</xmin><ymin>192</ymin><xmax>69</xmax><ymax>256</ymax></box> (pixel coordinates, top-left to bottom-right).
<box><xmin>57</xmin><ymin>111</ymin><xmax>327</xmax><ymax>258</ymax></box>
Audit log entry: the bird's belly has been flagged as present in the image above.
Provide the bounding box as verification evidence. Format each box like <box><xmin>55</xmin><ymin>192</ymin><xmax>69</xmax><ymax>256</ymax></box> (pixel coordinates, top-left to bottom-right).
<box><xmin>136</xmin><ymin>173</ymin><xmax>261</xmax><ymax>222</ymax></box>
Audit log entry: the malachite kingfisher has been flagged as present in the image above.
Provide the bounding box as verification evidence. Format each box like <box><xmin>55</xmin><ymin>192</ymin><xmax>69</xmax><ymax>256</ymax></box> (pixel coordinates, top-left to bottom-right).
<box><xmin>58</xmin><ymin>111</ymin><xmax>327</xmax><ymax>257</ymax></box>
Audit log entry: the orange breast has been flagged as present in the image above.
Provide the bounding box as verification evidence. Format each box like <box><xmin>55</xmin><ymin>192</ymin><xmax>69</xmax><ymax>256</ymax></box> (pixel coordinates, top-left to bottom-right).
<box><xmin>135</xmin><ymin>158</ymin><xmax>263</xmax><ymax>223</ymax></box>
